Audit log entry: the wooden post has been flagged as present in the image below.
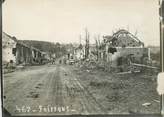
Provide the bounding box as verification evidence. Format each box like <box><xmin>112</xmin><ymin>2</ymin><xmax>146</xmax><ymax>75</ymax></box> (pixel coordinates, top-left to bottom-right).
<box><xmin>159</xmin><ymin>0</ymin><xmax>164</xmax><ymax>115</ymax></box>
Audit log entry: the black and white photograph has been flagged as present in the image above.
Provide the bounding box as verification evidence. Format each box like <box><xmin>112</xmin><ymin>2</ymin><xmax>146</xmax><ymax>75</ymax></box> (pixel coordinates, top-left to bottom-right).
<box><xmin>1</xmin><ymin>0</ymin><xmax>163</xmax><ymax>116</ymax></box>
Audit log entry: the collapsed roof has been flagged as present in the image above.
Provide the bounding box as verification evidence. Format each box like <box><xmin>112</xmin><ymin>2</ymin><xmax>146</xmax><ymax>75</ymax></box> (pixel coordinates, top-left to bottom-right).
<box><xmin>103</xmin><ymin>29</ymin><xmax>144</xmax><ymax>47</ymax></box>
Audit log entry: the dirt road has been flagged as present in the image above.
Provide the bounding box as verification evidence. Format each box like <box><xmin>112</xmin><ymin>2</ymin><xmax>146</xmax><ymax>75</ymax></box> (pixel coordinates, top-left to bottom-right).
<box><xmin>3</xmin><ymin>64</ymin><xmax>160</xmax><ymax>116</ymax></box>
<box><xmin>3</xmin><ymin>65</ymin><xmax>107</xmax><ymax>116</ymax></box>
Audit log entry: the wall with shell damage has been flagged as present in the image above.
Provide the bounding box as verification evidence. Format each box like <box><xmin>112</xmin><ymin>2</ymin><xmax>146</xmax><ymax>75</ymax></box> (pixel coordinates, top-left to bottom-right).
<box><xmin>106</xmin><ymin>47</ymin><xmax>149</xmax><ymax>67</ymax></box>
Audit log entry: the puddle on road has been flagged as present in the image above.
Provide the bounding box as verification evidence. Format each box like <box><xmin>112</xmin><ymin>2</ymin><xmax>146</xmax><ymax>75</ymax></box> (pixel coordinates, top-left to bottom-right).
<box><xmin>27</xmin><ymin>91</ymin><xmax>40</xmax><ymax>99</ymax></box>
<box><xmin>64</xmin><ymin>73</ymin><xmax>68</xmax><ymax>76</ymax></box>
<box><xmin>26</xmin><ymin>83</ymin><xmax>44</xmax><ymax>98</ymax></box>
<box><xmin>35</xmin><ymin>86</ymin><xmax>40</xmax><ymax>89</ymax></box>
<box><xmin>35</xmin><ymin>83</ymin><xmax>44</xmax><ymax>89</ymax></box>
<box><xmin>38</xmin><ymin>83</ymin><xmax>43</xmax><ymax>86</ymax></box>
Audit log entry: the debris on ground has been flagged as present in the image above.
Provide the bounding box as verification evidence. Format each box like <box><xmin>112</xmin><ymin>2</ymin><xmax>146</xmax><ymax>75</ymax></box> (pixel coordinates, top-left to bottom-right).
<box><xmin>27</xmin><ymin>91</ymin><xmax>39</xmax><ymax>99</ymax></box>
<box><xmin>64</xmin><ymin>73</ymin><xmax>68</xmax><ymax>76</ymax></box>
<box><xmin>142</xmin><ymin>103</ymin><xmax>152</xmax><ymax>107</ymax></box>
<box><xmin>16</xmin><ymin>65</ymin><xmax>25</xmax><ymax>70</ymax></box>
<box><xmin>3</xmin><ymin>69</ymin><xmax>15</xmax><ymax>74</ymax></box>
<box><xmin>3</xmin><ymin>62</ymin><xmax>16</xmax><ymax>74</ymax></box>
<box><xmin>153</xmin><ymin>99</ymin><xmax>160</xmax><ymax>103</ymax></box>
<box><xmin>117</xmin><ymin>71</ymin><xmax>132</xmax><ymax>75</ymax></box>
<box><xmin>73</xmin><ymin>64</ymin><xmax>160</xmax><ymax>114</ymax></box>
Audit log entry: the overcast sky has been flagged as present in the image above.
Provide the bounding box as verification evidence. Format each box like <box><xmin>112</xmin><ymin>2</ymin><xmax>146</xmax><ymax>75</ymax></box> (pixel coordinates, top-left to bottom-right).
<box><xmin>2</xmin><ymin>0</ymin><xmax>160</xmax><ymax>46</ymax></box>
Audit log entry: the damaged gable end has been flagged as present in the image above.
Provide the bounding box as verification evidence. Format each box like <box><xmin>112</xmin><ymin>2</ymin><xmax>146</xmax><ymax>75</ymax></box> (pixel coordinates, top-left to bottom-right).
<box><xmin>103</xmin><ymin>29</ymin><xmax>149</xmax><ymax>71</ymax></box>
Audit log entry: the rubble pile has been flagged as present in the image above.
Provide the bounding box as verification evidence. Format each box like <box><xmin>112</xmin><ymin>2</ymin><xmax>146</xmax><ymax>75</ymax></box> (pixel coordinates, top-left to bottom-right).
<box><xmin>69</xmin><ymin>29</ymin><xmax>160</xmax><ymax>75</ymax></box>
<box><xmin>79</xmin><ymin>59</ymin><xmax>98</xmax><ymax>70</ymax></box>
<box><xmin>3</xmin><ymin>62</ymin><xmax>16</xmax><ymax>74</ymax></box>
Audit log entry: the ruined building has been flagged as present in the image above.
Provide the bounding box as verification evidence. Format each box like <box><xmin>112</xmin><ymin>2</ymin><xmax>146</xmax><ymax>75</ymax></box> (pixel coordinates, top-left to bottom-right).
<box><xmin>2</xmin><ymin>32</ymin><xmax>48</xmax><ymax>67</ymax></box>
<box><xmin>73</xmin><ymin>44</ymin><xmax>85</xmax><ymax>60</ymax></box>
<box><xmin>101</xmin><ymin>29</ymin><xmax>150</xmax><ymax>68</ymax></box>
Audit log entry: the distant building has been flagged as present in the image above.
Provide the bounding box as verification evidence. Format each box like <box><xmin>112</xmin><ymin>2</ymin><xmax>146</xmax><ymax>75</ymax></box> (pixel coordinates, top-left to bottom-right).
<box><xmin>42</xmin><ymin>52</ymin><xmax>50</xmax><ymax>60</ymax></box>
<box><xmin>73</xmin><ymin>44</ymin><xmax>85</xmax><ymax>60</ymax></box>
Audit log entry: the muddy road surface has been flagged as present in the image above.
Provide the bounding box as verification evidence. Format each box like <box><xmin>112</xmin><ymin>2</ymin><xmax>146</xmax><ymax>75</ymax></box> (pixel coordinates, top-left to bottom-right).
<box><xmin>3</xmin><ymin>64</ymin><xmax>160</xmax><ymax>116</ymax></box>
<box><xmin>3</xmin><ymin>65</ymin><xmax>107</xmax><ymax>116</ymax></box>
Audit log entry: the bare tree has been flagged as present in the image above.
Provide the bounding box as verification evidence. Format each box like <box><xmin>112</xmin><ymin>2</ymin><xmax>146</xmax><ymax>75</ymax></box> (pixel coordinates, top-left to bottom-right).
<box><xmin>94</xmin><ymin>35</ymin><xmax>98</xmax><ymax>60</ymax></box>
<box><xmin>94</xmin><ymin>34</ymin><xmax>100</xmax><ymax>61</ymax></box>
<box><xmin>134</xmin><ymin>30</ymin><xmax>138</xmax><ymax>36</ymax></box>
<box><xmin>85</xmin><ymin>28</ymin><xmax>90</xmax><ymax>59</ymax></box>
<box><xmin>79</xmin><ymin>34</ymin><xmax>82</xmax><ymax>44</ymax></box>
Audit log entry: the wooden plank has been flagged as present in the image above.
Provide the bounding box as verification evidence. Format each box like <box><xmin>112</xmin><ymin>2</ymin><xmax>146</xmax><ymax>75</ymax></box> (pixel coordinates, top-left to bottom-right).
<box><xmin>131</xmin><ymin>63</ymin><xmax>159</xmax><ymax>69</ymax></box>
